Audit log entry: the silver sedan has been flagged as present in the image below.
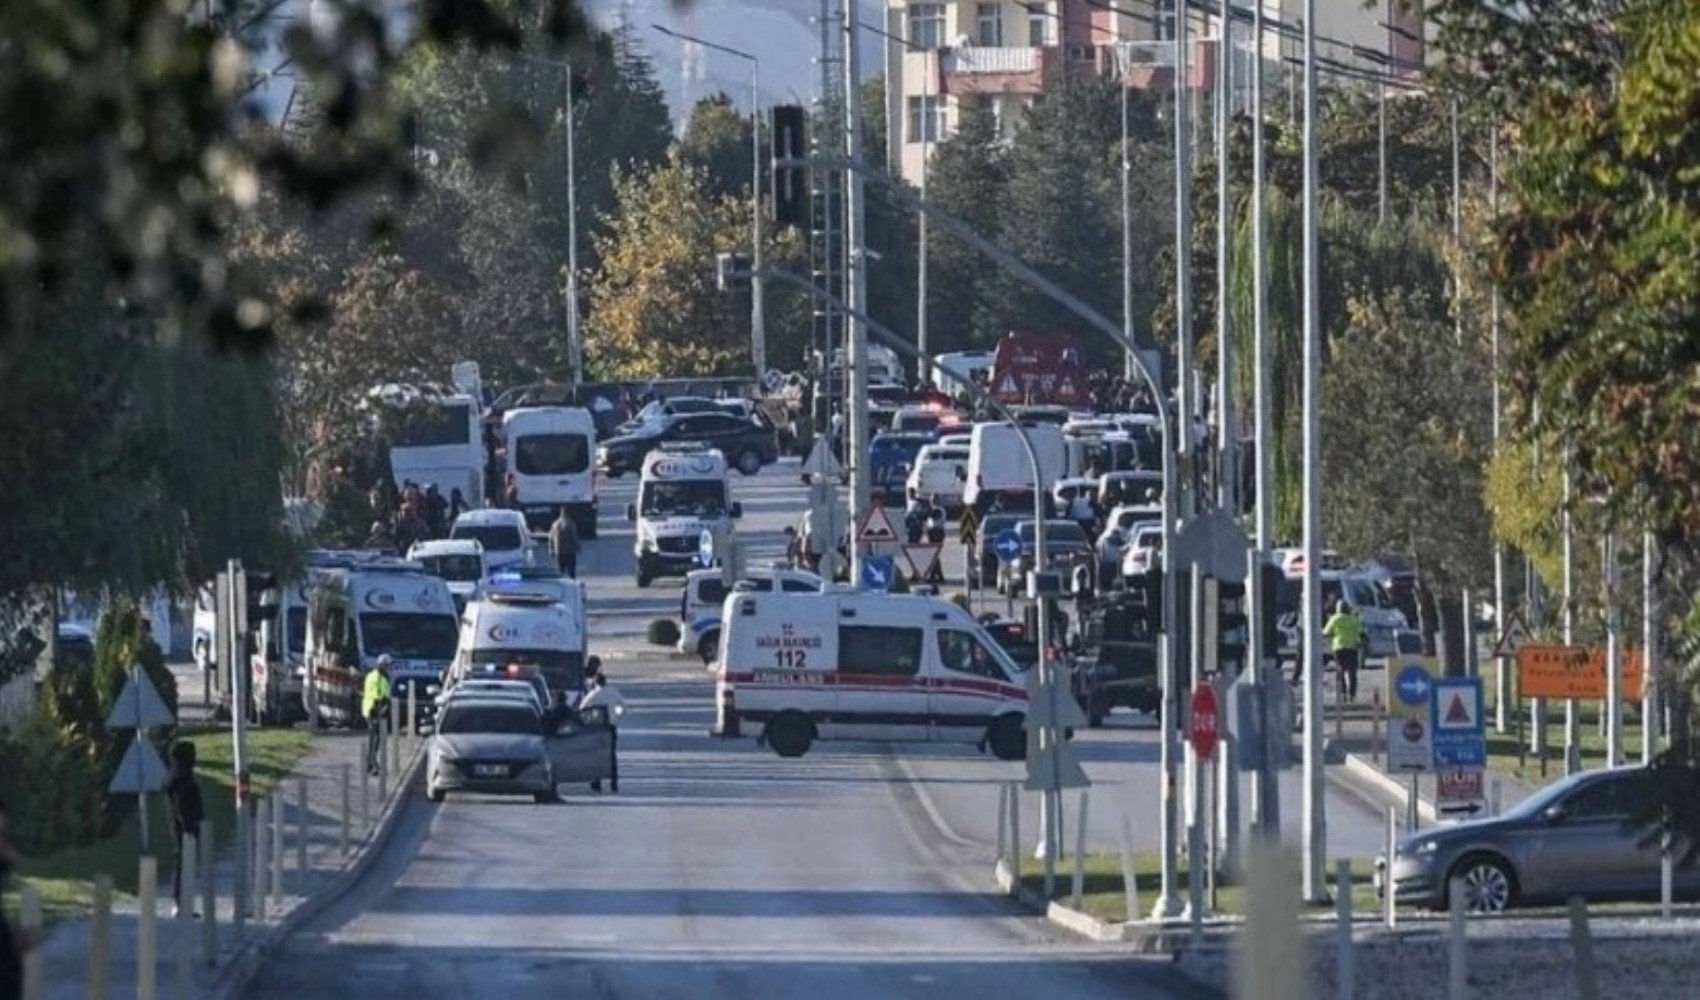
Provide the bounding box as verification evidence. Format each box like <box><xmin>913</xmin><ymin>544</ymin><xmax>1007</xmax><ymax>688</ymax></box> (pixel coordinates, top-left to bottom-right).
<box><xmin>1379</xmin><ymin>766</ymin><xmax>1698</xmax><ymax>912</ymax></box>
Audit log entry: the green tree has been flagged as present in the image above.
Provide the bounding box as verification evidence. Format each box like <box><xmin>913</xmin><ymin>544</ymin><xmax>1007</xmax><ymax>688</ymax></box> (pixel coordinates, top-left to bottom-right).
<box><xmin>679</xmin><ymin>93</ymin><xmax>754</xmax><ymax>200</ymax></box>
<box><xmin>923</xmin><ymin>97</ymin><xmax>1007</xmax><ymax>352</ymax></box>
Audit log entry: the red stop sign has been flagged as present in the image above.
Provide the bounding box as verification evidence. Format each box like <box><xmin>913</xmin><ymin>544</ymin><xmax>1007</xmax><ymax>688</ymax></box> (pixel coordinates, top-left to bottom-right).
<box><xmin>1190</xmin><ymin>685</ymin><xmax>1220</xmax><ymax>760</ymax></box>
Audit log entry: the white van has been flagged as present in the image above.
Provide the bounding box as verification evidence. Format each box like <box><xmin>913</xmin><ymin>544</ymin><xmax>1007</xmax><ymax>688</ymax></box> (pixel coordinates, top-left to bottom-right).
<box><xmin>453</xmin><ymin>590</ymin><xmax>590</xmax><ymax>702</ymax></box>
<box><xmin>1270</xmin><ymin>548</ymin><xmax>1410</xmax><ymax>664</ymax></box>
<box><xmin>407</xmin><ymin>538</ymin><xmax>486</xmax><ymax>613</ymax></box>
<box><xmin>503</xmin><ymin>406</ymin><xmax>599</xmax><ymax>536</ymax></box>
<box><xmin>305</xmin><ymin>559</ymin><xmax>460</xmax><ymax>728</ymax></box>
<box><xmin>905</xmin><ymin>443</ymin><xmax>969</xmax><ymax>515</ymax></box>
<box><xmin>963</xmin><ymin>422</ymin><xmax>1066</xmax><ymax>517</ymax></box>
<box><xmin>931</xmin><ymin>350</ymin><xmax>995</xmax><ymax>394</ymax></box>
<box><xmin>678</xmin><ymin>566</ymin><xmax>823</xmax><ymax>662</ymax></box>
<box><xmin>628</xmin><ymin>443</ymin><xmax>742</xmax><ymax>588</ymax></box>
<box><xmin>449</xmin><ymin>509</ymin><xmax>531</xmax><ymax>571</ymax></box>
<box><xmin>714</xmin><ymin>592</ymin><xmax>1029</xmax><ymax>759</ymax></box>
<box><xmin>251</xmin><ymin>578</ymin><xmax>311</xmax><ymax>726</ymax></box>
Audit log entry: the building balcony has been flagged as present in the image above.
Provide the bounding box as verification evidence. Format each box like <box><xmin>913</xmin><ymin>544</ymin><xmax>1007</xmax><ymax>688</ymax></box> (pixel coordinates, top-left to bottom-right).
<box><xmin>939</xmin><ymin>45</ymin><xmax>1058</xmax><ymax>96</ymax></box>
<box><xmin>1096</xmin><ymin>38</ymin><xmax>1217</xmax><ymax>90</ymax></box>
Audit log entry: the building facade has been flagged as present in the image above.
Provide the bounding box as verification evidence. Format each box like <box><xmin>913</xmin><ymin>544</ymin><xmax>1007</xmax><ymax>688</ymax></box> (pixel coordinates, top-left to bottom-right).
<box><xmin>883</xmin><ymin>0</ymin><xmax>1425</xmax><ymax>184</ymax></box>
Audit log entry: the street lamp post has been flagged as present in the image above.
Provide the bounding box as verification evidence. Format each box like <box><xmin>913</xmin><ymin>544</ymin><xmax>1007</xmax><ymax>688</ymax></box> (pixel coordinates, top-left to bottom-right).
<box><xmin>511</xmin><ymin>54</ymin><xmax>583</xmax><ymax>388</ymax></box>
<box><xmin>654</xmin><ymin>25</ymin><xmax>767</xmax><ymax>378</ymax></box>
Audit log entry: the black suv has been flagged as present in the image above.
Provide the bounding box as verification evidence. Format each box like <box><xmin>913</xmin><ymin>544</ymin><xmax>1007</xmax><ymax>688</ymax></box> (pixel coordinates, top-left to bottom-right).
<box><xmin>597</xmin><ymin>412</ymin><xmax>779</xmax><ymax>477</ymax></box>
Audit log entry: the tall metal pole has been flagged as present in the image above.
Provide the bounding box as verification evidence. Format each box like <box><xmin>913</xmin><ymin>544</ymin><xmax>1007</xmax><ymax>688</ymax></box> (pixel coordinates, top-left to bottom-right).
<box><xmin>1173</xmin><ymin>0</ymin><xmax>1195</xmax><ymax>515</ymax></box>
<box><xmin>917</xmin><ymin>46</ymin><xmax>931</xmax><ymax>381</ymax></box>
<box><xmin>843</xmin><ymin>0</ymin><xmax>870</xmax><ymax>580</ymax></box>
<box><xmin>1489</xmin><ymin>121</ymin><xmax>1508</xmax><ymax>734</ymax></box>
<box><xmin>1215</xmin><ymin>0</ymin><xmax>1235</xmax><ymax>515</ymax></box>
<box><xmin>1563</xmin><ymin>452</ymin><xmax>1578</xmax><ymax>775</ymax></box>
<box><xmin>1300</xmin><ymin>0</ymin><xmax>1328</xmax><ymax>903</ymax></box>
<box><xmin>1450</xmin><ymin>98</ymin><xmax>1462</xmax><ymax>345</ymax></box>
<box><xmin>1247</xmin><ymin>0</ymin><xmax>1275</xmax><ymax>843</ymax></box>
<box><xmin>1604</xmin><ymin>529</ymin><xmax>1623</xmax><ymax>767</ymax></box>
<box><xmin>565</xmin><ymin>62</ymin><xmax>583</xmax><ymax>389</ymax></box>
<box><xmin>1377</xmin><ymin>0</ymin><xmax>1389</xmax><ymax>225</ymax></box>
<box><xmin>1642</xmin><ymin>531</ymin><xmax>1657</xmax><ymax>765</ymax></box>
<box><xmin>1121</xmin><ymin>50</ymin><xmax>1137</xmax><ymax>381</ymax></box>
<box><xmin>751</xmin><ymin>59</ymin><xmax>767</xmax><ymax>378</ymax></box>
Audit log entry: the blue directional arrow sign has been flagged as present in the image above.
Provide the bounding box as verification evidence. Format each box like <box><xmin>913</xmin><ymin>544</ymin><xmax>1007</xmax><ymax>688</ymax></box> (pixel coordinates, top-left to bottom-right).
<box><xmin>861</xmin><ymin>554</ymin><xmax>896</xmax><ymax>592</ymax></box>
<box><xmin>992</xmin><ymin>529</ymin><xmax>1024</xmax><ymax>565</ymax></box>
<box><xmin>1395</xmin><ymin>664</ymin><xmax>1433</xmax><ymax>707</ymax></box>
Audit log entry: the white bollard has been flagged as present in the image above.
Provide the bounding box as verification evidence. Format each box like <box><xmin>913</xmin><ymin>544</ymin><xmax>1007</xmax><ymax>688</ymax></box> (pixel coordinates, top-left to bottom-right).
<box><xmin>91</xmin><ymin>873</ymin><xmax>112</xmax><ymax>1000</ymax></box>
<box><xmin>177</xmin><ymin>834</ymin><xmax>197</xmax><ymax>997</ymax></box>
<box><xmin>20</xmin><ymin>882</ymin><xmax>42</xmax><ymax>1000</ymax></box>
<box><xmin>1119</xmin><ymin>814</ymin><xmax>1141</xmax><ymax>925</ymax></box>
<box><xmin>1233</xmin><ymin>843</ymin><xmax>1302</xmax><ymax>1000</ymax></box>
<box><xmin>360</xmin><ymin>764</ymin><xmax>371</xmax><ymax>831</ymax></box>
<box><xmin>254</xmin><ymin>798</ymin><xmax>268</xmax><ymax>921</ymax></box>
<box><xmin>1447</xmin><ymin>876</ymin><xmax>1467</xmax><ymax>1000</ymax></box>
<box><xmin>1384</xmin><ymin>807</ymin><xmax>1398</xmax><ymax>929</ymax></box>
<box><xmin>408</xmin><ymin>683</ymin><xmax>418</xmax><ymax>743</ymax></box>
<box><xmin>296</xmin><ymin>776</ymin><xmax>308</xmax><ymax>875</ymax></box>
<box><xmin>138</xmin><ymin>855</ymin><xmax>158</xmax><ymax>1000</ymax></box>
<box><xmin>1661</xmin><ymin>838</ymin><xmax>1674</xmax><ymax>921</ymax></box>
<box><xmin>199</xmin><ymin>822</ymin><xmax>217</xmax><ymax>966</ymax></box>
<box><xmin>995</xmin><ymin>784</ymin><xmax>1009</xmax><ymax>871</ymax></box>
<box><xmin>388</xmin><ymin>697</ymin><xmax>401</xmax><ymax>776</ymax></box>
<box><xmin>1072</xmin><ymin>790</ymin><xmax>1089</xmax><ymax>911</ymax></box>
<box><xmin>1010</xmin><ymin>786</ymin><xmax>1022</xmax><ymax>897</ymax></box>
<box><xmin>1489</xmin><ymin>778</ymin><xmax>1502</xmax><ymax>817</ymax></box>
<box><xmin>341</xmin><ymin>763</ymin><xmax>352</xmax><ymax>856</ymax></box>
<box><xmin>1568</xmin><ymin>896</ymin><xmax>1599</xmax><ymax>1000</ymax></box>
<box><xmin>271</xmin><ymin>787</ymin><xmax>285</xmax><ymax>905</ymax></box>
<box><xmin>1335</xmin><ymin>858</ymin><xmax>1354</xmax><ymax>1000</ymax></box>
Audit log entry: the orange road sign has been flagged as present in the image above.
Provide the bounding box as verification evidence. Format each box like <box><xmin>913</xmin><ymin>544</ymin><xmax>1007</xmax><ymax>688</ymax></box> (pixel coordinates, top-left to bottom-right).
<box><xmin>1516</xmin><ymin>643</ymin><xmax>1643</xmax><ymax>701</ymax></box>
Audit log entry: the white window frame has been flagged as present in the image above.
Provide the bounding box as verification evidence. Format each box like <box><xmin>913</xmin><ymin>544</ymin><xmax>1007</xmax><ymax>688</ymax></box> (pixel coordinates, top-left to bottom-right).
<box><xmin>976</xmin><ymin>3</ymin><xmax>1004</xmax><ymax>47</ymax></box>
<box><xmin>907</xmin><ymin>95</ymin><xmax>945</xmax><ymax>144</ymax></box>
<box><xmin>906</xmin><ymin>3</ymin><xmax>945</xmax><ymax>50</ymax></box>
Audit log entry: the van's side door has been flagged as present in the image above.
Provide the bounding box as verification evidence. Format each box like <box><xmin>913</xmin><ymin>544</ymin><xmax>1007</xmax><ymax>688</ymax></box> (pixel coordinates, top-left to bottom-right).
<box><xmin>833</xmin><ymin>621</ymin><xmax>928</xmax><ymax>742</ymax></box>
<box><xmin>929</xmin><ymin>627</ymin><xmax>1023</xmax><ymax>743</ymax></box>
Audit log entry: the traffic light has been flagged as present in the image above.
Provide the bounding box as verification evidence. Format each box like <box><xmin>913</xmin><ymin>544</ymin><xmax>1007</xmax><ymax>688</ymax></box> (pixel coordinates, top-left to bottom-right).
<box><xmin>1214</xmin><ymin>576</ymin><xmax>1249</xmax><ymax>675</ymax></box>
<box><xmin>1256</xmin><ymin>559</ymin><xmax>1283</xmax><ymax>656</ymax></box>
<box><xmin>247</xmin><ymin>571</ymin><xmax>279</xmax><ymax>624</ymax></box>
<box><xmin>770</xmin><ymin>105</ymin><xmax>808</xmax><ymax>227</ymax></box>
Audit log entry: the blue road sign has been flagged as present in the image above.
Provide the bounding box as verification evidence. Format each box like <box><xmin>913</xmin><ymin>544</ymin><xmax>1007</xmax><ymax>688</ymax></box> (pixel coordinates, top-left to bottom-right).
<box><xmin>993</xmin><ymin>529</ymin><xmax>1024</xmax><ymax>565</ymax></box>
<box><xmin>1395</xmin><ymin>664</ymin><xmax>1433</xmax><ymax>707</ymax></box>
<box><xmin>861</xmin><ymin>554</ymin><xmax>896</xmax><ymax>592</ymax></box>
<box><xmin>1431</xmin><ymin>676</ymin><xmax>1486</xmax><ymax>768</ymax></box>
<box><xmin>698</xmin><ymin>529</ymin><xmax>715</xmax><ymax>568</ymax></box>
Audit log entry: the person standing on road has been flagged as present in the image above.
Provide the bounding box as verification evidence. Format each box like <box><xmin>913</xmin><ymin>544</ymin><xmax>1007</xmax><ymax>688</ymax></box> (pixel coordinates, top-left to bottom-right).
<box><xmin>578</xmin><ymin>672</ymin><xmax>626</xmax><ymax>794</ymax></box>
<box><xmin>548</xmin><ymin>506</ymin><xmax>580</xmax><ymax>579</ymax></box>
<box><xmin>1322</xmin><ymin>599</ymin><xmax>1365</xmax><ymax>700</ymax></box>
<box><xmin>0</xmin><ymin>796</ymin><xmax>34</xmax><ymax>999</ymax></box>
<box><xmin>166</xmin><ymin>740</ymin><xmax>204</xmax><ymax>918</ymax></box>
<box><xmin>363</xmin><ymin>655</ymin><xmax>393</xmax><ymax>776</ymax></box>
<box><xmin>783</xmin><ymin>526</ymin><xmax>803</xmax><ymax>569</ymax></box>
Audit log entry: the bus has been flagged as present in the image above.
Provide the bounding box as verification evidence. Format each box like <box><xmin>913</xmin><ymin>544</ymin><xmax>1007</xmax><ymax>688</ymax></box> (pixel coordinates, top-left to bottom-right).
<box><xmin>369</xmin><ymin>385</ymin><xmax>484</xmax><ymax>507</ymax></box>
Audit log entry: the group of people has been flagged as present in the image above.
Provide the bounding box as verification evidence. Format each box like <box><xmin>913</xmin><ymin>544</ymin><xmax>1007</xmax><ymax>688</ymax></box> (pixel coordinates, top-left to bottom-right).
<box><xmin>364</xmin><ymin>479</ymin><xmax>470</xmax><ymax>555</ymax></box>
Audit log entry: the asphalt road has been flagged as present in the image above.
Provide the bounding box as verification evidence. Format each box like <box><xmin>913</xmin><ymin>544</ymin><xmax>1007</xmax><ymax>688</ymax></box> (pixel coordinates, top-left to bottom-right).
<box><xmin>244</xmin><ymin>460</ymin><xmax>1212</xmax><ymax>999</ymax></box>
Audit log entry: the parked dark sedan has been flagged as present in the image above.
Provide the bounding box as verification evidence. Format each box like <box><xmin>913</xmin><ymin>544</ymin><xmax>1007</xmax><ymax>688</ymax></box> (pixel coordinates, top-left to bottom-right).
<box><xmin>596</xmin><ymin>411</ymin><xmax>779</xmax><ymax>477</ymax></box>
<box><xmin>1378</xmin><ymin>766</ymin><xmax>1698</xmax><ymax>912</ymax></box>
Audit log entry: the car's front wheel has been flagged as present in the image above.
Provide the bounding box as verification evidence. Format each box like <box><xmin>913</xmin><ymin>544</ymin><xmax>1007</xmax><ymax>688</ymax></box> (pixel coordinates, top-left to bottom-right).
<box><xmin>698</xmin><ymin>630</ymin><xmax>720</xmax><ymax>665</ymax></box>
<box><xmin>737</xmin><ymin>449</ymin><xmax>762</xmax><ymax>476</ymax></box>
<box><xmin>1446</xmin><ymin>854</ymin><xmax>1517</xmax><ymax>913</ymax></box>
<box><xmin>987</xmin><ymin>714</ymin><xmax>1026</xmax><ymax>761</ymax></box>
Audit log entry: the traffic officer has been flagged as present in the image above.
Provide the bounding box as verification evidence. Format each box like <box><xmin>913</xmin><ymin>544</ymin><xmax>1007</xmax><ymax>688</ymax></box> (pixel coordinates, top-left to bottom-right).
<box><xmin>363</xmin><ymin>654</ymin><xmax>393</xmax><ymax>776</ymax></box>
<box><xmin>1322</xmin><ymin>599</ymin><xmax>1365</xmax><ymax>701</ymax></box>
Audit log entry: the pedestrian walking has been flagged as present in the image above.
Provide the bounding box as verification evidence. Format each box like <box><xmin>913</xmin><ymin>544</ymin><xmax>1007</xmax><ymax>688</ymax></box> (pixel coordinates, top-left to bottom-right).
<box><xmin>548</xmin><ymin>506</ymin><xmax>580</xmax><ymax>579</ymax></box>
<box><xmin>448</xmin><ymin>487</ymin><xmax>469</xmax><ymax>523</ymax></box>
<box><xmin>1322</xmin><ymin>599</ymin><xmax>1365</xmax><ymax>700</ymax></box>
<box><xmin>363</xmin><ymin>655</ymin><xmax>393</xmax><ymax>775</ymax></box>
<box><xmin>166</xmin><ymin>740</ymin><xmax>204</xmax><ymax>918</ymax></box>
<box><xmin>578</xmin><ymin>672</ymin><xmax>626</xmax><ymax>794</ymax></box>
<box><xmin>783</xmin><ymin>526</ymin><xmax>803</xmax><ymax>569</ymax></box>
<box><xmin>503</xmin><ymin>473</ymin><xmax>521</xmax><ymax>510</ymax></box>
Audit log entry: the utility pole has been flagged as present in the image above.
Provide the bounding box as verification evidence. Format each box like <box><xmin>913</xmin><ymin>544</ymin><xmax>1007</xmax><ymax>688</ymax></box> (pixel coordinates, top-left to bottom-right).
<box><xmin>812</xmin><ymin>0</ymin><xmax>845</xmax><ymax>438</ymax></box>
<box><xmin>1450</xmin><ymin>98</ymin><xmax>1462</xmax><ymax>345</ymax></box>
<box><xmin>1120</xmin><ymin>47</ymin><xmax>1137</xmax><ymax>381</ymax></box>
<box><xmin>1173</xmin><ymin>0</ymin><xmax>1195</xmax><ymax>517</ymax></box>
<box><xmin>1490</xmin><ymin>120</ymin><xmax>1508</xmax><ymax>734</ymax></box>
<box><xmin>1604</xmin><ymin>530</ymin><xmax>1623</xmax><ymax>767</ymax></box>
<box><xmin>1377</xmin><ymin>0</ymin><xmax>1390</xmax><ymax>225</ymax></box>
<box><xmin>842</xmin><ymin>0</ymin><xmax>870</xmax><ymax>580</ymax></box>
<box><xmin>1643</xmin><ymin>531</ymin><xmax>1658</xmax><ymax>765</ymax></box>
<box><xmin>1247</xmin><ymin>0</ymin><xmax>1276</xmax><ymax>843</ymax></box>
<box><xmin>564</xmin><ymin>62</ymin><xmax>583</xmax><ymax>389</ymax></box>
<box><xmin>1300</xmin><ymin>0</ymin><xmax>1328</xmax><ymax>904</ymax></box>
<box><xmin>1215</xmin><ymin>0</ymin><xmax>1235</xmax><ymax>515</ymax></box>
<box><xmin>751</xmin><ymin>58</ymin><xmax>767</xmax><ymax>377</ymax></box>
<box><xmin>1563</xmin><ymin>451</ymin><xmax>1578</xmax><ymax>775</ymax></box>
<box><xmin>918</xmin><ymin>43</ymin><xmax>932</xmax><ymax>379</ymax></box>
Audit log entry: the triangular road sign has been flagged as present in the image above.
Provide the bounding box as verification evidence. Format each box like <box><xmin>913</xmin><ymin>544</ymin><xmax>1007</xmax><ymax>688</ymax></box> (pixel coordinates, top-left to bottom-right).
<box><xmin>108</xmin><ymin>737</ymin><xmax>170</xmax><ymax>793</ymax></box>
<box><xmin>901</xmin><ymin>544</ymin><xmax>941</xmax><ymax>581</ymax></box>
<box><xmin>1025</xmin><ymin>744</ymin><xmax>1091</xmax><ymax>791</ymax></box>
<box><xmin>105</xmin><ymin>670</ymin><xmax>176</xmax><ymax>730</ymax></box>
<box><xmin>1445</xmin><ymin>693</ymin><xmax>1473</xmax><ymax>726</ymax></box>
<box><xmin>1492</xmin><ymin>610</ymin><xmax>1532</xmax><ymax>658</ymax></box>
<box><xmin>998</xmin><ymin>374</ymin><xmax>1018</xmax><ymax>395</ymax></box>
<box><xmin>1026</xmin><ymin>668</ymin><xmax>1088</xmax><ymax>729</ymax></box>
<box><xmin>801</xmin><ymin>439</ymin><xmax>844</xmax><ymax>480</ymax></box>
<box><xmin>856</xmin><ymin>505</ymin><xmax>901</xmax><ymax>544</ymax></box>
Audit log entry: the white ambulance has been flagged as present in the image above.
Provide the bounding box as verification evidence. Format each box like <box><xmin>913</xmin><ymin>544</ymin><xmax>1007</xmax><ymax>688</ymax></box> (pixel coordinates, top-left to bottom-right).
<box><xmin>714</xmin><ymin>592</ymin><xmax>1029</xmax><ymax>760</ymax></box>
<box><xmin>627</xmin><ymin>443</ymin><xmax>742</xmax><ymax>588</ymax></box>
<box><xmin>503</xmin><ymin>406</ymin><xmax>599</xmax><ymax>536</ymax></box>
<box><xmin>452</xmin><ymin>588</ymin><xmax>591</xmax><ymax>703</ymax></box>
<box><xmin>304</xmin><ymin>558</ymin><xmax>460</xmax><ymax>728</ymax></box>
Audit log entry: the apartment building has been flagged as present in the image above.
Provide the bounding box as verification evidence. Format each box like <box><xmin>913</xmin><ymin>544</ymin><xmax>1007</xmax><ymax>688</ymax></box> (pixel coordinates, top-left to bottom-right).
<box><xmin>883</xmin><ymin>0</ymin><xmax>1425</xmax><ymax>184</ymax></box>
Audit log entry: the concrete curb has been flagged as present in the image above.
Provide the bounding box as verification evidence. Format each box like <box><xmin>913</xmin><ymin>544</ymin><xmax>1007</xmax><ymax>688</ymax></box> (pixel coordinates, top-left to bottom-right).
<box><xmin>206</xmin><ymin>744</ymin><xmax>425</xmax><ymax>1000</ymax></box>
<box><xmin>991</xmin><ymin>858</ymin><xmax>1209</xmax><ymax>953</ymax></box>
<box><xmin>1337</xmin><ymin>750</ymin><xmax>1438</xmax><ymax>826</ymax></box>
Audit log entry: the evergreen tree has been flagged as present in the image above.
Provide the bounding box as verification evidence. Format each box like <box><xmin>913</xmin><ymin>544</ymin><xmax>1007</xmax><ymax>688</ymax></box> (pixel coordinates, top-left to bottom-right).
<box><xmin>923</xmin><ymin>96</ymin><xmax>1007</xmax><ymax>353</ymax></box>
<box><xmin>679</xmin><ymin>94</ymin><xmax>754</xmax><ymax>200</ymax></box>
